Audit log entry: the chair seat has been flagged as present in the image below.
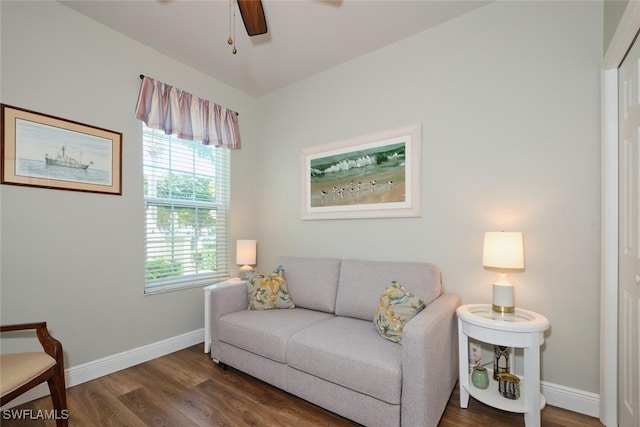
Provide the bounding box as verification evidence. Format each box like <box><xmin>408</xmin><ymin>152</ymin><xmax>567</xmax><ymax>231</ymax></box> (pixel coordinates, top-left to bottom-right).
<box><xmin>1</xmin><ymin>352</ymin><xmax>56</xmax><ymax>397</ymax></box>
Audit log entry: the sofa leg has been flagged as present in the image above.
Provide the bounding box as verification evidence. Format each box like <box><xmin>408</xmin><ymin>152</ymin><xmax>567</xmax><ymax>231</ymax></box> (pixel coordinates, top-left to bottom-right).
<box><xmin>219</xmin><ymin>362</ymin><xmax>229</xmax><ymax>371</ymax></box>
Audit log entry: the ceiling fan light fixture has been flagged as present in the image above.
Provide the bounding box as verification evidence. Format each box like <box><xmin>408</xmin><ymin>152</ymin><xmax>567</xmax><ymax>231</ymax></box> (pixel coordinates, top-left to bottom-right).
<box><xmin>226</xmin><ymin>0</ymin><xmax>267</xmax><ymax>55</ymax></box>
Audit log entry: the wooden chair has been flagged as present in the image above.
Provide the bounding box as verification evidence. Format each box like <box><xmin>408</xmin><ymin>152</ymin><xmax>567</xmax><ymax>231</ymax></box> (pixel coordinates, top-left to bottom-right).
<box><xmin>0</xmin><ymin>322</ymin><xmax>68</xmax><ymax>427</ymax></box>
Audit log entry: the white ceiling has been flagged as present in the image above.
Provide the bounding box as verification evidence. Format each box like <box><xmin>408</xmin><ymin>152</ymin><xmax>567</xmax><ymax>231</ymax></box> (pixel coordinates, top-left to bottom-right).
<box><xmin>59</xmin><ymin>0</ymin><xmax>491</xmax><ymax>97</ymax></box>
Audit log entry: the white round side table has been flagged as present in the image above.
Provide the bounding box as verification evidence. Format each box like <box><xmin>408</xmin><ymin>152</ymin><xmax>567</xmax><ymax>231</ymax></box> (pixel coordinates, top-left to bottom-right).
<box><xmin>456</xmin><ymin>304</ymin><xmax>550</xmax><ymax>427</ymax></box>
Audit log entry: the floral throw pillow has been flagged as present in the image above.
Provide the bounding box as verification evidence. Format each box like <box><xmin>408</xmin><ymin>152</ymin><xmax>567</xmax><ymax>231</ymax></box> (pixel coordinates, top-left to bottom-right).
<box><xmin>248</xmin><ymin>266</ymin><xmax>295</xmax><ymax>310</ymax></box>
<box><xmin>374</xmin><ymin>281</ymin><xmax>425</xmax><ymax>343</ymax></box>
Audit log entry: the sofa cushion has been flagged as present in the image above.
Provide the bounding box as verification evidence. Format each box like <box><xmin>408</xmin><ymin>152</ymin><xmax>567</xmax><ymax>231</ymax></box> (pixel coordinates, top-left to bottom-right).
<box><xmin>335</xmin><ymin>259</ymin><xmax>442</xmax><ymax>321</ymax></box>
<box><xmin>218</xmin><ymin>308</ymin><xmax>334</xmax><ymax>363</ymax></box>
<box><xmin>248</xmin><ymin>266</ymin><xmax>295</xmax><ymax>310</ymax></box>
<box><xmin>277</xmin><ymin>257</ymin><xmax>341</xmax><ymax>313</ymax></box>
<box><xmin>287</xmin><ymin>316</ymin><xmax>403</xmax><ymax>405</ymax></box>
<box><xmin>374</xmin><ymin>281</ymin><xmax>425</xmax><ymax>343</ymax></box>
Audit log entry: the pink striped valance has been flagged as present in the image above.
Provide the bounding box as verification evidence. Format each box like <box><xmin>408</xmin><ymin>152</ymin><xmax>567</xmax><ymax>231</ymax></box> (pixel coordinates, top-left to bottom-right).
<box><xmin>135</xmin><ymin>75</ymin><xmax>241</xmax><ymax>150</ymax></box>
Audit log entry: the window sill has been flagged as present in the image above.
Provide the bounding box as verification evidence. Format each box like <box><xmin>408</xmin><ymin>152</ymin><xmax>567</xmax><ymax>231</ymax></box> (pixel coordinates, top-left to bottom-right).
<box><xmin>144</xmin><ymin>276</ymin><xmax>231</xmax><ymax>295</ymax></box>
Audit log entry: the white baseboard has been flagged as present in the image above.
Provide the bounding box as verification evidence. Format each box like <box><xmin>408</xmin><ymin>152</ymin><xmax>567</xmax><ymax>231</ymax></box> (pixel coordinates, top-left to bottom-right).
<box><xmin>541</xmin><ymin>380</ymin><xmax>600</xmax><ymax>418</ymax></box>
<box><xmin>1</xmin><ymin>328</ymin><xmax>204</xmax><ymax>410</ymax></box>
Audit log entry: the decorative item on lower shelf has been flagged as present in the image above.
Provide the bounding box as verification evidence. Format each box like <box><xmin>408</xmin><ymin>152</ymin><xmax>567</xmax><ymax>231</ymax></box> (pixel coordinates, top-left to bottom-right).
<box><xmin>471</xmin><ymin>365</ymin><xmax>489</xmax><ymax>389</ymax></box>
<box><xmin>497</xmin><ymin>373</ymin><xmax>520</xmax><ymax>400</ymax></box>
<box><xmin>493</xmin><ymin>345</ymin><xmax>510</xmax><ymax>380</ymax></box>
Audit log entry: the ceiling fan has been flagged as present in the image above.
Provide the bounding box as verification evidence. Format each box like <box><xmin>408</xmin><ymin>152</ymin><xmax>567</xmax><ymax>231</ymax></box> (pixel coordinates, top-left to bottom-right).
<box><xmin>236</xmin><ymin>0</ymin><xmax>267</xmax><ymax>36</ymax></box>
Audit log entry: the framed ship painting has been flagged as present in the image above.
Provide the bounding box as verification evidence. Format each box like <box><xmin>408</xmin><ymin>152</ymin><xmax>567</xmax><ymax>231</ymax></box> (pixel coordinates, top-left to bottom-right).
<box><xmin>1</xmin><ymin>104</ymin><xmax>122</xmax><ymax>195</ymax></box>
<box><xmin>301</xmin><ymin>123</ymin><xmax>421</xmax><ymax>220</ymax></box>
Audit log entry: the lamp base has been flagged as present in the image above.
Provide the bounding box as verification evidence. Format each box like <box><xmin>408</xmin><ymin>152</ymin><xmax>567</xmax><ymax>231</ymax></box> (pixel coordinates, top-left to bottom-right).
<box><xmin>492</xmin><ymin>282</ymin><xmax>515</xmax><ymax>313</ymax></box>
<box><xmin>239</xmin><ymin>265</ymin><xmax>254</xmax><ymax>280</ymax></box>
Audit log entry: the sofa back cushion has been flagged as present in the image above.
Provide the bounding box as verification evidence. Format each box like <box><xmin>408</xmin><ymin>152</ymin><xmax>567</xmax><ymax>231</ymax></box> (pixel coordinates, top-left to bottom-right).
<box><xmin>335</xmin><ymin>259</ymin><xmax>442</xmax><ymax>321</ymax></box>
<box><xmin>277</xmin><ymin>257</ymin><xmax>341</xmax><ymax>313</ymax></box>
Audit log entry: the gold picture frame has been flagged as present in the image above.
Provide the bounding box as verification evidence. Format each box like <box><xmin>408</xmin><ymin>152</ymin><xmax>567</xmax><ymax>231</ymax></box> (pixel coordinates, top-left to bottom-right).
<box><xmin>301</xmin><ymin>123</ymin><xmax>421</xmax><ymax>220</ymax></box>
<box><xmin>1</xmin><ymin>104</ymin><xmax>122</xmax><ymax>195</ymax></box>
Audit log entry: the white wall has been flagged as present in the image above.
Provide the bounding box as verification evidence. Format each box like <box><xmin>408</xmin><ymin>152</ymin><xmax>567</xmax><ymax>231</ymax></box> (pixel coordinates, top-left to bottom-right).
<box><xmin>604</xmin><ymin>0</ymin><xmax>629</xmax><ymax>54</ymax></box>
<box><xmin>0</xmin><ymin>0</ymin><xmax>603</xmax><ymax>410</ymax></box>
<box><xmin>0</xmin><ymin>1</ymin><xmax>258</xmax><ymax>366</ymax></box>
<box><xmin>254</xmin><ymin>1</ymin><xmax>603</xmax><ymax>395</ymax></box>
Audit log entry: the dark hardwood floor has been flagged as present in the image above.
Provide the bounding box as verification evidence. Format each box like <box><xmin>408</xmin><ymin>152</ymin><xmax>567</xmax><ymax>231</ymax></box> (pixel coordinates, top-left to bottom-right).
<box><xmin>3</xmin><ymin>344</ymin><xmax>604</xmax><ymax>426</ymax></box>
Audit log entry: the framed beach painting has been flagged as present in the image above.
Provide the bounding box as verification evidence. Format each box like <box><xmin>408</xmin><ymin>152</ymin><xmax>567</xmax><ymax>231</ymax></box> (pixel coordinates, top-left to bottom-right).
<box><xmin>1</xmin><ymin>104</ymin><xmax>122</xmax><ymax>195</ymax></box>
<box><xmin>301</xmin><ymin>123</ymin><xmax>421</xmax><ymax>220</ymax></box>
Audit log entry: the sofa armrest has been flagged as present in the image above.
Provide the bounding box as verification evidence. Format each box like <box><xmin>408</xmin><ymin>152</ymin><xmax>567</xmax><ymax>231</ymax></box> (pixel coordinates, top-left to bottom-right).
<box><xmin>206</xmin><ymin>279</ymin><xmax>248</xmax><ymax>362</ymax></box>
<box><xmin>401</xmin><ymin>293</ymin><xmax>461</xmax><ymax>427</ymax></box>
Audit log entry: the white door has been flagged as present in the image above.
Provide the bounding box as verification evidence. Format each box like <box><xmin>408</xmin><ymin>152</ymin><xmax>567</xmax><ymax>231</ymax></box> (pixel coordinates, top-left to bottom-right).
<box><xmin>619</xmin><ymin>34</ymin><xmax>640</xmax><ymax>427</ymax></box>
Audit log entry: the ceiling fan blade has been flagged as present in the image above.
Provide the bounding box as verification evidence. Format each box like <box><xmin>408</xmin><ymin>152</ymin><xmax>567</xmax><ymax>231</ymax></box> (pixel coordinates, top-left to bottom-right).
<box><xmin>236</xmin><ymin>0</ymin><xmax>268</xmax><ymax>36</ymax></box>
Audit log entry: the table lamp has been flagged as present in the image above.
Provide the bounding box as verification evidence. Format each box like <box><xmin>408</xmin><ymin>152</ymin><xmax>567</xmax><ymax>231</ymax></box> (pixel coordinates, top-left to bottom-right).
<box><xmin>482</xmin><ymin>231</ymin><xmax>524</xmax><ymax>313</ymax></box>
<box><xmin>236</xmin><ymin>239</ymin><xmax>257</xmax><ymax>280</ymax></box>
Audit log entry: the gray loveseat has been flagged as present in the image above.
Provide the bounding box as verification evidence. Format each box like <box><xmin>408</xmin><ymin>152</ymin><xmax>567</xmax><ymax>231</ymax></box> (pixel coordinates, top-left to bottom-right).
<box><xmin>207</xmin><ymin>257</ymin><xmax>460</xmax><ymax>427</ymax></box>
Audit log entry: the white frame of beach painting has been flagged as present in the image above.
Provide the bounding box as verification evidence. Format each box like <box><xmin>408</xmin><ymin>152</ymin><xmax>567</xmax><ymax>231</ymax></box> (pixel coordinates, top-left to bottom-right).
<box><xmin>1</xmin><ymin>104</ymin><xmax>122</xmax><ymax>195</ymax></box>
<box><xmin>301</xmin><ymin>123</ymin><xmax>421</xmax><ymax>220</ymax></box>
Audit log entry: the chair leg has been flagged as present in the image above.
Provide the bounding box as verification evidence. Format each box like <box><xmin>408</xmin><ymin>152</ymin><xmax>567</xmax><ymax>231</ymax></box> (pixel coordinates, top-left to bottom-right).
<box><xmin>47</xmin><ymin>366</ymin><xmax>68</xmax><ymax>427</ymax></box>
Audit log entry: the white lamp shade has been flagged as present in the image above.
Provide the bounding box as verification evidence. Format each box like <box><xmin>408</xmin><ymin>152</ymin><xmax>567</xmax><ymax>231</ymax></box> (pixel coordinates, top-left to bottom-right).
<box><xmin>236</xmin><ymin>240</ymin><xmax>257</xmax><ymax>265</ymax></box>
<box><xmin>482</xmin><ymin>232</ymin><xmax>524</xmax><ymax>269</ymax></box>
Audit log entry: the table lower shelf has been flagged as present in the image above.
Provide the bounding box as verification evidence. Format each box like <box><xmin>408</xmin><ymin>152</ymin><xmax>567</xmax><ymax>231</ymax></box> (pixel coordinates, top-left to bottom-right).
<box><xmin>465</xmin><ymin>374</ymin><xmax>546</xmax><ymax>413</ymax></box>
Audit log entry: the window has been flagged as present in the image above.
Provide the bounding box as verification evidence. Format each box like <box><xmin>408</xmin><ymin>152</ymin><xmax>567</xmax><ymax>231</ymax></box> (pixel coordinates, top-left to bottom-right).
<box><xmin>143</xmin><ymin>125</ymin><xmax>230</xmax><ymax>293</ymax></box>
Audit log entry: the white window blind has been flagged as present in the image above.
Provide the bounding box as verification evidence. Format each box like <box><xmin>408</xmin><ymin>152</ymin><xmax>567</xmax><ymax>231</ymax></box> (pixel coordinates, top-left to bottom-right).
<box><xmin>143</xmin><ymin>125</ymin><xmax>230</xmax><ymax>292</ymax></box>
